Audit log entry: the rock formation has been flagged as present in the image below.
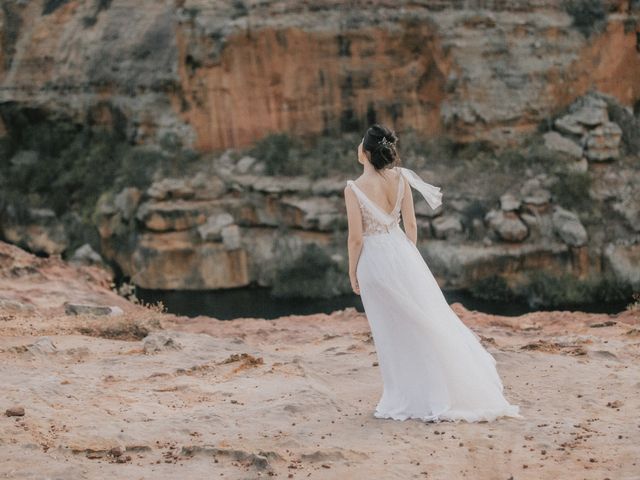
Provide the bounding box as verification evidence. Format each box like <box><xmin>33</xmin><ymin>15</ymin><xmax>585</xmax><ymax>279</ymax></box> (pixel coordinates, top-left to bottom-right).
<box><xmin>0</xmin><ymin>238</ymin><xmax>639</xmax><ymax>479</ymax></box>
<box><xmin>0</xmin><ymin>2</ymin><xmax>639</xmax><ymax>300</ymax></box>
<box><xmin>0</xmin><ymin>1</ymin><xmax>639</xmax><ymax>150</ymax></box>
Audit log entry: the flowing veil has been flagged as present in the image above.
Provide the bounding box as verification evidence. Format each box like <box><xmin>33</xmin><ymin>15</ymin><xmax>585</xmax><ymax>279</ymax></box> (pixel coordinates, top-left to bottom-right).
<box><xmin>396</xmin><ymin>166</ymin><xmax>443</xmax><ymax>210</ymax></box>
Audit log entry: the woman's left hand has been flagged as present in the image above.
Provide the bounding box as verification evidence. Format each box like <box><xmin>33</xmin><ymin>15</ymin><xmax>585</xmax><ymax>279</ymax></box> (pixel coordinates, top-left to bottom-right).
<box><xmin>350</xmin><ymin>274</ymin><xmax>360</xmax><ymax>295</ymax></box>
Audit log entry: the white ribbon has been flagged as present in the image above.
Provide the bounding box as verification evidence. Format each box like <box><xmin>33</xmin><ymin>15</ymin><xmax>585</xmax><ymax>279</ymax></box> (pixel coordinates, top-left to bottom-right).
<box><xmin>396</xmin><ymin>166</ymin><xmax>443</xmax><ymax>210</ymax></box>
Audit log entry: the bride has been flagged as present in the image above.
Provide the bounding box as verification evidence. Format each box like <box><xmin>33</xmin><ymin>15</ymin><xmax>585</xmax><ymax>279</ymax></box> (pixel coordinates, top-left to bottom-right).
<box><xmin>344</xmin><ymin>124</ymin><xmax>523</xmax><ymax>423</ymax></box>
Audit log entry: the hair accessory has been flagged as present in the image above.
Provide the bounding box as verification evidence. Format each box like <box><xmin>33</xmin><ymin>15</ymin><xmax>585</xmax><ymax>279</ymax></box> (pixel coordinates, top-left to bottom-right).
<box><xmin>379</xmin><ymin>137</ymin><xmax>391</xmax><ymax>148</ymax></box>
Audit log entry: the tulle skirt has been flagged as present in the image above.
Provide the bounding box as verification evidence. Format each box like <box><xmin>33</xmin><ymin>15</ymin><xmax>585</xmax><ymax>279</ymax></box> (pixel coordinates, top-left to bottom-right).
<box><xmin>356</xmin><ymin>223</ymin><xmax>523</xmax><ymax>423</ymax></box>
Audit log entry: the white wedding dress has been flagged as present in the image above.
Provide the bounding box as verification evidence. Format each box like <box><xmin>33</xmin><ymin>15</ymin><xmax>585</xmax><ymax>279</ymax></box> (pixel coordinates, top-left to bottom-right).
<box><xmin>346</xmin><ymin>166</ymin><xmax>522</xmax><ymax>423</ymax></box>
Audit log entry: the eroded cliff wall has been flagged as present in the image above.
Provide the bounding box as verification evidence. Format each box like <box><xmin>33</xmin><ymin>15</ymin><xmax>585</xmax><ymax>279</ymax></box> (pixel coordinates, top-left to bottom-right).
<box><xmin>1</xmin><ymin>0</ymin><xmax>639</xmax><ymax>150</ymax></box>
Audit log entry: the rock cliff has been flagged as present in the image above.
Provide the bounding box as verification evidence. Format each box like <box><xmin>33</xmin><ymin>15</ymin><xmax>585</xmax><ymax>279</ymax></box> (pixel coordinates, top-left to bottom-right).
<box><xmin>1</xmin><ymin>1</ymin><xmax>639</xmax><ymax>304</ymax></box>
<box><xmin>1</xmin><ymin>0</ymin><xmax>639</xmax><ymax>150</ymax></box>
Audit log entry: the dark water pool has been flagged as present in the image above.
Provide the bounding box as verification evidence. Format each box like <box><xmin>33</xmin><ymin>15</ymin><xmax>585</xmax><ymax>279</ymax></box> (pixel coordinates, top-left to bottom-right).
<box><xmin>135</xmin><ymin>285</ymin><xmax>627</xmax><ymax>320</ymax></box>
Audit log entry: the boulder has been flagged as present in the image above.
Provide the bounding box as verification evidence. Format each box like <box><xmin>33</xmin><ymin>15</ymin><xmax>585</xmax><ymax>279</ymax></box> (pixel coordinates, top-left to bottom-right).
<box><xmin>520</xmin><ymin>178</ymin><xmax>551</xmax><ymax>206</ymax></box>
<box><xmin>1</xmin><ymin>207</ymin><xmax>69</xmax><ymax>256</ymax></box>
<box><xmin>554</xmin><ymin>115</ymin><xmax>586</xmax><ymax>137</ymax></box>
<box><xmin>235</xmin><ymin>155</ymin><xmax>257</xmax><ymax>174</ymax></box>
<box><xmin>543</xmin><ymin>131</ymin><xmax>583</xmax><ymax>159</ymax></box>
<box><xmin>146</xmin><ymin>178</ymin><xmax>195</xmax><ymax>200</ymax></box>
<box><xmin>113</xmin><ymin>187</ymin><xmax>142</xmax><ymax>221</ymax></box>
<box><xmin>197</xmin><ymin>213</ymin><xmax>235</xmax><ymax>241</ymax></box>
<box><xmin>613</xmin><ymin>193</ymin><xmax>640</xmax><ymax>232</ymax></box>
<box><xmin>130</xmin><ymin>231</ymin><xmax>250</xmax><ymax>289</ymax></box>
<box><xmin>499</xmin><ymin>193</ymin><xmax>521</xmax><ymax>212</ymax></box>
<box><xmin>135</xmin><ymin>200</ymin><xmax>214</xmax><ymax>231</ymax></box>
<box><xmin>249</xmin><ymin>176</ymin><xmax>312</xmax><ymax>194</ymax></box>
<box><xmin>551</xmin><ymin>206</ymin><xmax>588</xmax><ymax>246</ymax></box>
<box><xmin>27</xmin><ymin>337</ymin><xmax>57</xmax><ymax>355</ymax></box>
<box><xmin>221</xmin><ymin>224</ymin><xmax>242</xmax><ymax>250</ymax></box>
<box><xmin>190</xmin><ymin>173</ymin><xmax>227</xmax><ymax>200</ymax></box>
<box><xmin>70</xmin><ymin>243</ymin><xmax>105</xmax><ymax>266</ymax></box>
<box><xmin>567</xmin><ymin>158</ymin><xmax>589</xmax><ymax>173</ymax></box>
<box><xmin>143</xmin><ymin>333</ymin><xmax>182</xmax><ymax>354</ymax></box>
<box><xmin>270</xmin><ymin>196</ymin><xmax>342</xmax><ymax>231</ymax></box>
<box><xmin>567</xmin><ymin>94</ymin><xmax>609</xmax><ymax>127</ymax></box>
<box><xmin>64</xmin><ymin>303</ymin><xmax>124</xmax><ymax>316</ymax></box>
<box><xmin>432</xmin><ymin>215</ymin><xmax>464</xmax><ymax>239</ymax></box>
<box><xmin>585</xmin><ymin>122</ymin><xmax>622</xmax><ymax>161</ymax></box>
<box><xmin>484</xmin><ymin>209</ymin><xmax>528</xmax><ymax>242</ymax></box>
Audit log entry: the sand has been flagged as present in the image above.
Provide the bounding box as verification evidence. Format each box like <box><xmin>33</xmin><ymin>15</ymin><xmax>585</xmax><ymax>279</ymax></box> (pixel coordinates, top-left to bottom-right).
<box><xmin>1</xmin><ymin>241</ymin><xmax>639</xmax><ymax>479</ymax></box>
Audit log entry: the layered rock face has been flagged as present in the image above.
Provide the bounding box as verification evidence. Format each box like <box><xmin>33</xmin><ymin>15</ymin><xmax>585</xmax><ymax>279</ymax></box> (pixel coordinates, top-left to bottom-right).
<box><xmin>94</xmin><ymin>155</ymin><xmax>346</xmax><ymax>290</ymax></box>
<box><xmin>1</xmin><ymin>2</ymin><xmax>639</xmax><ymax>297</ymax></box>
<box><xmin>0</xmin><ymin>0</ymin><xmax>639</xmax><ymax>150</ymax></box>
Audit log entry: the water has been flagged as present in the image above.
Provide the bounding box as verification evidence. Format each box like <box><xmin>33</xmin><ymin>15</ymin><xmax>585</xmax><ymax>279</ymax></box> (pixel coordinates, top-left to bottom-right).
<box><xmin>135</xmin><ymin>286</ymin><xmax>627</xmax><ymax>320</ymax></box>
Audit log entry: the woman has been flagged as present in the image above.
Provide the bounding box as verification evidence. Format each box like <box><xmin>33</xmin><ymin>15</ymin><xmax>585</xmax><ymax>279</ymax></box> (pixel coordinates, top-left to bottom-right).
<box><xmin>344</xmin><ymin>124</ymin><xmax>522</xmax><ymax>423</ymax></box>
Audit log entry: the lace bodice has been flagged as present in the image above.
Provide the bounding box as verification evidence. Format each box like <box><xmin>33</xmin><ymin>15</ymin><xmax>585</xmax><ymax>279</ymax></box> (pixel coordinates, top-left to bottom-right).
<box><xmin>347</xmin><ymin>169</ymin><xmax>405</xmax><ymax>236</ymax></box>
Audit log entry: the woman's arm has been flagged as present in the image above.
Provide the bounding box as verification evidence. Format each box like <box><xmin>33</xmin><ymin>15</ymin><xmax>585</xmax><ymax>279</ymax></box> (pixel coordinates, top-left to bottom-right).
<box><xmin>344</xmin><ymin>185</ymin><xmax>363</xmax><ymax>295</ymax></box>
<box><xmin>399</xmin><ymin>176</ymin><xmax>418</xmax><ymax>245</ymax></box>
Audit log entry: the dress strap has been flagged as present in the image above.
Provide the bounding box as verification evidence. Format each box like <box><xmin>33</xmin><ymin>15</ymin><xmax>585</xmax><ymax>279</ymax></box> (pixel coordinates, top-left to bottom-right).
<box><xmin>395</xmin><ymin>166</ymin><xmax>443</xmax><ymax>210</ymax></box>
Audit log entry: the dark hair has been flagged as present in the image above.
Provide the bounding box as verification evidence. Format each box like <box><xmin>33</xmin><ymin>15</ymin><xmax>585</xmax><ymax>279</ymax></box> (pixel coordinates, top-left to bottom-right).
<box><xmin>362</xmin><ymin>124</ymin><xmax>400</xmax><ymax>170</ymax></box>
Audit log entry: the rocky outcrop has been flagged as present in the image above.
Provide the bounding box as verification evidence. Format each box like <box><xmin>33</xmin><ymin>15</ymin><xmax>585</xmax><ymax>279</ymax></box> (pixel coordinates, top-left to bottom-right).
<box><xmin>1</xmin><ymin>240</ymin><xmax>638</xmax><ymax>478</ymax></box>
<box><xmin>0</xmin><ymin>1</ymin><xmax>639</xmax><ymax>150</ymax></box>
<box><xmin>544</xmin><ymin>93</ymin><xmax>624</xmax><ymax>166</ymax></box>
<box><xmin>1</xmin><ymin>206</ymin><xmax>69</xmax><ymax>255</ymax></box>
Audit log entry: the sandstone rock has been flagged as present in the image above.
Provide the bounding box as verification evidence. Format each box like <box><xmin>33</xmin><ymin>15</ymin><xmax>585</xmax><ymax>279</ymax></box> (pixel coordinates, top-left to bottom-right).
<box><xmin>5</xmin><ymin>406</ymin><xmax>25</xmax><ymax>417</ymax></box>
<box><xmin>551</xmin><ymin>207</ymin><xmax>588</xmax><ymax>247</ymax></box>
<box><xmin>146</xmin><ymin>178</ymin><xmax>195</xmax><ymax>200</ymax></box>
<box><xmin>612</xmin><ymin>193</ymin><xmax>640</xmax><ymax>232</ymax></box>
<box><xmin>500</xmin><ymin>193</ymin><xmax>521</xmax><ymax>212</ymax></box>
<box><xmin>197</xmin><ymin>213</ymin><xmax>235</xmax><ymax>241</ymax></box>
<box><xmin>235</xmin><ymin>155</ymin><xmax>257</xmax><ymax>174</ymax></box>
<box><xmin>0</xmin><ymin>298</ymin><xmax>35</xmax><ymax>312</ymax></box>
<box><xmin>484</xmin><ymin>210</ymin><xmax>528</xmax><ymax>242</ymax></box>
<box><xmin>567</xmin><ymin>94</ymin><xmax>609</xmax><ymax>127</ymax></box>
<box><xmin>554</xmin><ymin>115</ymin><xmax>586</xmax><ymax>137</ymax></box>
<box><xmin>64</xmin><ymin>303</ymin><xmax>123</xmax><ymax>316</ymax></box>
<box><xmin>432</xmin><ymin>215</ymin><xmax>464</xmax><ymax>239</ymax></box>
<box><xmin>143</xmin><ymin>332</ymin><xmax>182</xmax><ymax>354</ymax></box>
<box><xmin>190</xmin><ymin>173</ymin><xmax>227</xmax><ymax>200</ymax></box>
<box><xmin>520</xmin><ymin>179</ymin><xmax>551</xmax><ymax>206</ymax></box>
<box><xmin>130</xmin><ymin>231</ymin><xmax>249</xmax><ymax>289</ymax></box>
<box><xmin>27</xmin><ymin>337</ymin><xmax>57</xmax><ymax>355</ymax></box>
<box><xmin>603</xmin><ymin>242</ymin><xmax>640</xmax><ymax>289</ymax></box>
<box><xmin>585</xmin><ymin>122</ymin><xmax>622</xmax><ymax>161</ymax></box>
<box><xmin>2</xmin><ymin>207</ymin><xmax>69</xmax><ymax>256</ymax></box>
<box><xmin>221</xmin><ymin>224</ymin><xmax>242</xmax><ymax>250</ymax></box>
<box><xmin>135</xmin><ymin>200</ymin><xmax>212</xmax><ymax>231</ymax></box>
<box><xmin>543</xmin><ymin>131</ymin><xmax>583</xmax><ymax>159</ymax></box>
<box><xmin>113</xmin><ymin>187</ymin><xmax>142</xmax><ymax>221</ymax></box>
<box><xmin>422</xmin><ymin>240</ymin><xmax>569</xmax><ymax>289</ymax></box>
<box><xmin>70</xmin><ymin>244</ymin><xmax>105</xmax><ymax>266</ymax></box>
<box><xmin>272</xmin><ymin>197</ymin><xmax>341</xmax><ymax>231</ymax></box>
<box><xmin>567</xmin><ymin>158</ymin><xmax>589</xmax><ymax>173</ymax></box>
<box><xmin>311</xmin><ymin>178</ymin><xmax>349</xmax><ymax>196</ymax></box>
<box><xmin>252</xmin><ymin>176</ymin><xmax>312</xmax><ymax>194</ymax></box>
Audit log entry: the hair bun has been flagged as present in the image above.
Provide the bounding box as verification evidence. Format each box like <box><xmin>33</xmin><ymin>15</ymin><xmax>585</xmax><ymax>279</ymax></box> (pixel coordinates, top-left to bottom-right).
<box><xmin>363</xmin><ymin>124</ymin><xmax>400</xmax><ymax>170</ymax></box>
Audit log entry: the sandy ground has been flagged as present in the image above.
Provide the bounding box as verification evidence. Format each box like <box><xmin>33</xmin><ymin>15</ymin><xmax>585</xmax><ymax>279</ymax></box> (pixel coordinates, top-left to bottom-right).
<box><xmin>0</xmin><ymin>241</ymin><xmax>639</xmax><ymax>480</ymax></box>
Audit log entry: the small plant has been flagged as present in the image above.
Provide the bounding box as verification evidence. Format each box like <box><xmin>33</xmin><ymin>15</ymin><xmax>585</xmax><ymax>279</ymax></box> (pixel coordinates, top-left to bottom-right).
<box><xmin>627</xmin><ymin>292</ymin><xmax>640</xmax><ymax>311</ymax></box>
<box><xmin>249</xmin><ymin>132</ymin><xmax>302</xmax><ymax>176</ymax></box>
<box><xmin>550</xmin><ymin>168</ymin><xmax>592</xmax><ymax>213</ymax></box>
<box><xmin>139</xmin><ymin>299</ymin><xmax>167</xmax><ymax>314</ymax></box>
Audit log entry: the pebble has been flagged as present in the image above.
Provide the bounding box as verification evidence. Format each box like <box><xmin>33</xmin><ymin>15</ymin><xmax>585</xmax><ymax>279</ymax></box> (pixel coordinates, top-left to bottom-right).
<box><xmin>5</xmin><ymin>406</ymin><xmax>25</xmax><ymax>417</ymax></box>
